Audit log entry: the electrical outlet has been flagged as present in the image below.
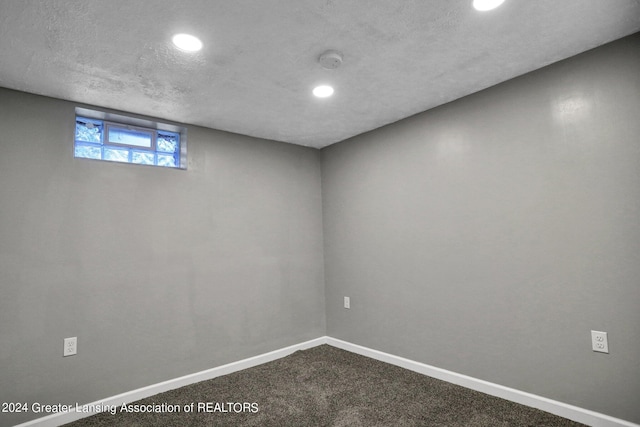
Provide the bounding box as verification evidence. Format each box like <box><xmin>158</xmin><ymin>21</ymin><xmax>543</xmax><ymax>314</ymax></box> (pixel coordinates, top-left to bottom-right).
<box><xmin>591</xmin><ymin>331</ymin><xmax>608</xmax><ymax>353</ymax></box>
<box><xmin>344</xmin><ymin>296</ymin><xmax>350</xmax><ymax>309</ymax></box>
<box><xmin>64</xmin><ymin>337</ymin><xmax>77</xmax><ymax>357</ymax></box>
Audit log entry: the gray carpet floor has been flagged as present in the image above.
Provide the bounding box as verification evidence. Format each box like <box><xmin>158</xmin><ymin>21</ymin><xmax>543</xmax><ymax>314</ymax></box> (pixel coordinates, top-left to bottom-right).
<box><xmin>63</xmin><ymin>345</ymin><xmax>586</xmax><ymax>426</ymax></box>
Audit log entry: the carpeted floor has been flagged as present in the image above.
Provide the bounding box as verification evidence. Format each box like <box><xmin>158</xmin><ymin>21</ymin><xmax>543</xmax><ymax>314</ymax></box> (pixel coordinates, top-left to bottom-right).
<box><xmin>63</xmin><ymin>345</ymin><xmax>585</xmax><ymax>426</ymax></box>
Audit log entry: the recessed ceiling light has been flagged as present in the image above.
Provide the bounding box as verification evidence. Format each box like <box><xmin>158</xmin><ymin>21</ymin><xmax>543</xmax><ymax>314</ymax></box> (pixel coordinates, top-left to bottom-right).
<box><xmin>473</xmin><ymin>0</ymin><xmax>505</xmax><ymax>11</ymax></box>
<box><xmin>172</xmin><ymin>33</ymin><xmax>203</xmax><ymax>52</ymax></box>
<box><xmin>313</xmin><ymin>85</ymin><xmax>334</xmax><ymax>98</ymax></box>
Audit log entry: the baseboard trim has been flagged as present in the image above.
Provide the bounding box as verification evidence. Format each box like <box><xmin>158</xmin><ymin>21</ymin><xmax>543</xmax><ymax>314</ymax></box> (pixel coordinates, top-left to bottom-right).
<box><xmin>15</xmin><ymin>336</ymin><xmax>638</xmax><ymax>427</ymax></box>
<box><xmin>14</xmin><ymin>337</ymin><xmax>327</xmax><ymax>427</ymax></box>
<box><xmin>325</xmin><ymin>337</ymin><xmax>639</xmax><ymax>427</ymax></box>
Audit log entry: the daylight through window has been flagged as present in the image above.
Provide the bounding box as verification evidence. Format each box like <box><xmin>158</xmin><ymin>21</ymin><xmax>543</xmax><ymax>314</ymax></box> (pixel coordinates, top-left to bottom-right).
<box><xmin>74</xmin><ymin>115</ymin><xmax>183</xmax><ymax>169</ymax></box>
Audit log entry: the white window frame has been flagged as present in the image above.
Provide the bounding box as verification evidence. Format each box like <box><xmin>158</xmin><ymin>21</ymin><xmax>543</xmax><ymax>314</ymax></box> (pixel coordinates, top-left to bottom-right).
<box><xmin>74</xmin><ymin>107</ymin><xmax>187</xmax><ymax>170</ymax></box>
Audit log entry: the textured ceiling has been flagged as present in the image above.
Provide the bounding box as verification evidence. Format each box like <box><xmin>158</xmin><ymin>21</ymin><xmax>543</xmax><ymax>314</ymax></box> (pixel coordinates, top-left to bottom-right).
<box><xmin>1</xmin><ymin>1</ymin><xmax>639</xmax><ymax>149</ymax></box>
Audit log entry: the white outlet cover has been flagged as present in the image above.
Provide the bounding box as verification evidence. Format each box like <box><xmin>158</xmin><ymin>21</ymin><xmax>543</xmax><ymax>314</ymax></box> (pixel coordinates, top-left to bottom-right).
<box><xmin>591</xmin><ymin>330</ymin><xmax>608</xmax><ymax>354</ymax></box>
<box><xmin>344</xmin><ymin>296</ymin><xmax>350</xmax><ymax>309</ymax></box>
<box><xmin>64</xmin><ymin>337</ymin><xmax>77</xmax><ymax>356</ymax></box>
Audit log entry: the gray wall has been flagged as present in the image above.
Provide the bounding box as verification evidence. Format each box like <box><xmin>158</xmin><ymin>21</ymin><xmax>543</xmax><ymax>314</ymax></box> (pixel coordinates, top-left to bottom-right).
<box><xmin>322</xmin><ymin>33</ymin><xmax>640</xmax><ymax>423</ymax></box>
<box><xmin>0</xmin><ymin>89</ymin><xmax>326</xmax><ymax>426</ymax></box>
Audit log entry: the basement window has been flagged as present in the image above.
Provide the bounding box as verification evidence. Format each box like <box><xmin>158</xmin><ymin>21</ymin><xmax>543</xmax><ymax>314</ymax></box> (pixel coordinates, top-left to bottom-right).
<box><xmin>73</xmin><ymin>108</ymin><xmax>185</xmax><ymax>169</ymax></box>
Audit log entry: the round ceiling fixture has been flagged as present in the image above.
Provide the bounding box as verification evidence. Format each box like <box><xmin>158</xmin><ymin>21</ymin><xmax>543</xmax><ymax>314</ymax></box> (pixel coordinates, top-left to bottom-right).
<box><xmin>172</xmin><ymin>33</ymin><xmax>203</xmax><ymax>52</ymax></box>
<box><xmin>313</xmin><ymin>85</ymin><xmax>334</xmax><ymax>98</ymax></box>
<box><xmin>473</xmin><ymin>0</ymin><xmax>505</xmax><ymax>11</ymax></box>
<box><xmin>318</xmin><ymin>50</ymin><xmax>343</xmax><ymax>70</ymax></box>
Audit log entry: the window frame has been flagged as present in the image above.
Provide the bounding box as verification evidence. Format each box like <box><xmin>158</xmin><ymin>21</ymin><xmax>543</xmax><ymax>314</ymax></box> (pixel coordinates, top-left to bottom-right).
<box><xmin>74</xmin><ymin>107</ymin><xmax>187</xmax><ymax>170</ymax></box>
<box><xmin>104</xmin><ymin>122</ymin><xmax>157</xmax><ymax>150</ymax></box>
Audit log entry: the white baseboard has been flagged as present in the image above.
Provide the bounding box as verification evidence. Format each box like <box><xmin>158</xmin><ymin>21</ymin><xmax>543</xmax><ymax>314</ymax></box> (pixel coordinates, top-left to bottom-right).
<box><xmin>14</xmin><ymin>337</ymin><xmax>327</xmax><ymax>427</ymax></box>
<box><xmin>325</xmin><ymin>337</ymin><xmax>639</xmax><ymax>427</ymax></box>
<box><xmin>16</xmin><ymin>336</ymin><xmax>638</xmax><ymax>427</ymax></box>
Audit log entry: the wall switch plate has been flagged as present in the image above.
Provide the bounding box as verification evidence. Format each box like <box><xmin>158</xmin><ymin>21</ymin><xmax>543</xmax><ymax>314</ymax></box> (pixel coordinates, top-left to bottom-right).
<box><xmin>591</xmin><ymin>330</ymin><xmax>608</xmax><ymax>353</ymax></box>
<box><xmin>64</xmin><ymin>337</ymin><xmax>77</xmax><ymax>356</ymax></box>
<box><xmin>344</xmin><ymin>296</ymin><xmax>350</xmax><ymax>309</ymax></box>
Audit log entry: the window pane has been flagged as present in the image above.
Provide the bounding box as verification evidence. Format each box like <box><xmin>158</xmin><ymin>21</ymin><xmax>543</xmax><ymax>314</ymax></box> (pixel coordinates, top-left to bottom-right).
<box><xmin>157</xmin><ymin>153</ymin><xmax>176</xmax><ymax>167</ymax></box>
<box><xmin>132</xmin><ymin>151</ymin><xmax>155</xmax><ymax>165</ymax></box>
<box><xmin>108</xmin><ymin>126</ymin><xmax>152</xmax><ymax>148</ymax></box>
<box><xmin>76</xmin><ymin>118</ymin><xmax>102</xmax><ymax>143</ymax></box>
<box><xmin>157</xmin><ymin>133</ymin><xmax>178</xmax><ymax>153</ymax></box>
<box><xmin>74</xmin><ymin>143</ymin><xmax>102</xmax><ymax>159</ymax></box>
<box><xmin>74</xmin><ymin>112</ymin><xmax>183</xmax><ymax>169</ymax></box>
<box><xmin>104</xmin><ymin>147</ymin><xmax>130</xmax><ymax>162</ymax></box>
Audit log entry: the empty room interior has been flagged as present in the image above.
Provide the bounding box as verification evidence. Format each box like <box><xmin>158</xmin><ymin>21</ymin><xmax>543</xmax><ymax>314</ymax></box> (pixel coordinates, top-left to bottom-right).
<box><xmin>1</xmin><ymin>1</ymin><xmax>639</xmax><ymax>426</ymax></box>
